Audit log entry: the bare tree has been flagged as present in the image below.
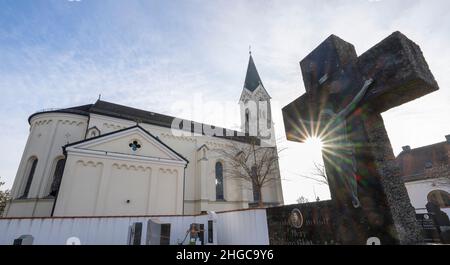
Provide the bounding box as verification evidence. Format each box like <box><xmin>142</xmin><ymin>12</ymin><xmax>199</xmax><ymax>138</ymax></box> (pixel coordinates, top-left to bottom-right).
<box><xmin>0</xmin><ymin>177</ymin><xmax>11</xmax><ymax>216</ymax></box>
<box><xmin>295</xmin><ymin>162</ymin><xmax>329</xmax><ymax>186</ymax></box>
<box><xmin>212</xmin><ymin>138</ymin><xmax>282</xmax><ymax>208</ymax></box>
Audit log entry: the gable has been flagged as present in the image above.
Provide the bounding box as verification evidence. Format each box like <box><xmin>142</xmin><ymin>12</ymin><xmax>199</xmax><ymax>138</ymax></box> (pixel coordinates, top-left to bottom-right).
<box><xmin>65</xmin><ymin>126</ymin><xmax>188</xmax><ymax>164</ymax></box>
<box><xmin>87</xmin><ymin>132</ymin><xmax>173</xmax><ymax>159</ymax></box>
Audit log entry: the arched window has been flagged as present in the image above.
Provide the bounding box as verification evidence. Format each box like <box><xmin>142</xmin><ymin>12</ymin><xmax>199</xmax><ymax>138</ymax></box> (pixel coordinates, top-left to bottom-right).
<box><xmin>245</xmin><ymin>109</ymin><xmax>250</xmax><ymax>134</ymax></box>
<box><xmin>21</xmin><ymin>157</ymin><xmax>38</xmax><ymax>198</ymax></box>
<box><xmin>251</xmin><ymin>166</ymin><xmax>261</xmax><ymax>202</ymax></box>
<box><xmin>215</xmin><ymin>162</ymin><xmax>224</xmax><ymax>201</ymax></box>
<box><xmin>427</xmin><ymin>190</ymin><xmax>450</xmax><ymax>208</ymax></box>
<box><xmin>49</xmin><ymin>158</ymin><xmax>66</xmax><ymax>197</ymax></box>
<box><xmin>86</xmin><ymin>127</ymin><xmax>101</xmax><ymax>139</ymax></box>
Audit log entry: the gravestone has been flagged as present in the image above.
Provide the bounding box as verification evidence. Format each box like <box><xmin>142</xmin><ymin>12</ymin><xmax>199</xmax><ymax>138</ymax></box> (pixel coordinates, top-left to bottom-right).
<box><xmin>128</xmin><ymin>222</ymin><xmax>143</xmax><ymax>245</ymax></box>
<box><xmin>282</xmin><ymin>31</ymin><xmax>439</xmax><ymax>244</ymax></box>
<box><xmin>425</xmin><ymin>201</ymin><xmax>450</xmax><ymax>243</ymax></box>
<box><xmin>146</xmin><ymin>219</ymin><xmax>171</xmax><ymax>245</ymax></box>
<box><xmin>267</xmin><ymin>201</ymin><xmax>336</xmax><ymax>245</ymax></box>
<box><xmin>13</xmin><ymin>235</ymin><xmax>34</xmax><ymax>245</ymax></box>
<box><xmin>415</xmin><ymin>213</ymin><xmax>442</xmax><ymax>244</ymax></box>
<box><xmin>189</xmin><ymin>223</ymin><xmax>205</xmax><ymax>245</ymax></box>
<box><xmin>207</xmin><ymin>210</ymin><xmax>218</xmax><ymax>245</ymax></box>
<box><xmin>207</xmin><ymin>220</ymin><xmax>214</xmax><ymax>244</ymax></box>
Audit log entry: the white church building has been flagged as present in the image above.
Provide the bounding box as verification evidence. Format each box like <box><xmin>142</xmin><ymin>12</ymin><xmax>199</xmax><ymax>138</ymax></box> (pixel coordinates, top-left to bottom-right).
<box><xmin>3</xmin><ymin>55</ymin><xmax>284</xmax><ymax>218</ymax></box>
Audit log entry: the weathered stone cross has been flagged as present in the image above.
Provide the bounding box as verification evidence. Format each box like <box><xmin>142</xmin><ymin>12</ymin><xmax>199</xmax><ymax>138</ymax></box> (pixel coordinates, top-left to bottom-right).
<box><xmin>282</xmin><ymin>31</ymin><xmax>439</xmax><ymax>244</ymax></box>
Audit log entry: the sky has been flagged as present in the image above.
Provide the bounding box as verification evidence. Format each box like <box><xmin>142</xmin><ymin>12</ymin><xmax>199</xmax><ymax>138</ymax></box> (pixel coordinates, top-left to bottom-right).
<box><xmin>0</xmin><ymin>0</ymin><xmax>449</xmax><ymax>204</ymax></box>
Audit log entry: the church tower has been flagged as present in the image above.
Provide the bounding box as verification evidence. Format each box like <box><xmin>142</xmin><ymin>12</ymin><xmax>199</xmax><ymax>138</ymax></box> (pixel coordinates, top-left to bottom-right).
<box><xmin>239</xmin><ymin>53</ymin><xmax>275</xmax><ymax>146</ymax></box>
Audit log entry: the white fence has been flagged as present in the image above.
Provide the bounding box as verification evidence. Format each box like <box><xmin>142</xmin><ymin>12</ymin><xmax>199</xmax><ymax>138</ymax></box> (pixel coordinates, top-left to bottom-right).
<box><xmin>0</xmin><ymin>209</ymin><xmax>269</xmax><ymax>245</ymax></box>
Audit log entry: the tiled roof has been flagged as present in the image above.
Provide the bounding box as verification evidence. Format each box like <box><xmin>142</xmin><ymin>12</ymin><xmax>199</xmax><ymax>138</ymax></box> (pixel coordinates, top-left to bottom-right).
<box><xmin>29</xmin><ymin>100</ymin><xmax>260</xmax><ymax>145</ymax></box>
<box><xmin>396</xmin><ymin>141</ymin><xmax>449</xmax><ymax>181</ymax></box>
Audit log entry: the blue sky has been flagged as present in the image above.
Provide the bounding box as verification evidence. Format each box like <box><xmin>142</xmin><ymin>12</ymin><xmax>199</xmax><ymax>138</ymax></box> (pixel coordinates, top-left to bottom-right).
<box><xmin>1</xmin><ymin>0</ymin><xmax>450</xmax><ymax>204</ymax></box>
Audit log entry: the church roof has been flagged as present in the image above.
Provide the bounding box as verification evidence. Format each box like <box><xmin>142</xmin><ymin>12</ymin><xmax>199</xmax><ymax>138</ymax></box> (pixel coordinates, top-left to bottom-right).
<box><xmin>29</xmin><ymin>100</ymin><xmax>260</xmax><ymax>145</ymax></box>
<box><xmin>244</xmin><ymin>54</ymin><xmax>264</xmax><ymax>92</ymax></box>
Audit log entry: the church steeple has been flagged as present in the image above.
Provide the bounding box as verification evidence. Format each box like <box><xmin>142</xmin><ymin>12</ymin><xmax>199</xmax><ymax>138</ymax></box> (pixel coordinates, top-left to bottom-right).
<box><xmin>239</xmin><ymin>52</ymin><xmax>275</xmax><ymax>146</ymax></box>
<box><xmin>243</xmin><ymin>54</ymin><xmax>264</xmax><ymax>92</ymax></box>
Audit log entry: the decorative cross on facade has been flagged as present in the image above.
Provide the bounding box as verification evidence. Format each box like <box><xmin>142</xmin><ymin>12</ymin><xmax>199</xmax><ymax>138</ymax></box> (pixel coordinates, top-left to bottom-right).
<box><xmin>129</xmin><ymin>140</ymin><xmax>141</xmax><ymax>151</ymax></box>
<box><xmin>282</xmin><ymin>31</ymin><xmax>439</xmax><ymax>245</ymax></box>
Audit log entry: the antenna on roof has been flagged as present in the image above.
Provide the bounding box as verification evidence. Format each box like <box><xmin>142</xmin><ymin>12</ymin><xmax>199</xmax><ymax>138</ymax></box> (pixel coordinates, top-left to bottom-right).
<box><xmin>98</xmin><ymin>94</ymin><xmax>102</xmax><ymax>101</ymax></box>
<box><xmin>249</xmin><ymin>45</ymin><xmax>251</xmax><ymax>55</ymax></box>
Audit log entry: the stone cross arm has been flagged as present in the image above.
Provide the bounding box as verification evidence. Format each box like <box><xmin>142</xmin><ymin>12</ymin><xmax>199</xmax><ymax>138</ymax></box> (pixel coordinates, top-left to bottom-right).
<box><xmin>283</xmin><ymin>31</ymin><xmax>439</xmax><ymax>142</ymax></box>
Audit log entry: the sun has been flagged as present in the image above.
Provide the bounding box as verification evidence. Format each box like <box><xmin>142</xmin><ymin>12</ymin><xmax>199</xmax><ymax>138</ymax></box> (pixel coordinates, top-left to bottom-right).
<box><xmin>304</xmin><ymin>136</ymin><xmax>324</xmax><ymax>151</ymax></box>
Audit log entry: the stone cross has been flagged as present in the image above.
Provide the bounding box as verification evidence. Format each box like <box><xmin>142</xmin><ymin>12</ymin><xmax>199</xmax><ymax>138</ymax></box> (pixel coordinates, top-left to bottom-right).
<box><xmin>282</xmin><ymin>31</ymin><xmax>439</xmax><ymax>244</ymax></box>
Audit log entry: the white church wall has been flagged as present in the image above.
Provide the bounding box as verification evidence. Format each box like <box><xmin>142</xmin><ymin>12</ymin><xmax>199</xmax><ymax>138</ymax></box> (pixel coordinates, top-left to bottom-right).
<box><xmin>105</xmin><ymin>164</ymin><xmax>152</xmax><ymax>215</ymax></box>
<box><xmin>405</xmin><ymin>178</ymin><xmax>450</xmax><ymax>217</ymax></box>
<box><xmin>87</xmin><ymin>115</ymin><xmax>198</xmax><ymax>207</ymax></box>
<box><xmin>86</xmin><ymin>114</ymin><xmax>282</xmax><ymax>215</ymax></box>
<box><xmin>6</xmin><ymin>109</ymin><xmax>283</xmax><ymax>218</ymax></box>
<box><xmin>150</xmin><ymin>127</ymin><xmax>198</xmax><ymax>204</ymax></box>
<box><xmin>32</xmin><ymin>199</ymin><xmax>55</xmax><ymax>216</ymax></box>
<box><xmin>88</xmin><ymin>113</ymin><xmax>134</xmax><ymax>135</ymax></box>
<box><xmin>5</xmin><ymin>198</ymin><xmax>55</xmax><ymax>218</ymax></box>
<box><xmin>3</xmin><ymin>200</ymin><xmax>37</xmax><ymax>218</ymax></box>
<box><xmin>152</xmin><ymin>129</ymin><xmax>253</xmax><ymax>213</ymax></box>
<box><xmin>53</xmin><ymin>153</ymin><xmax>185</xmax><ymax>217</ymax></box>
<box><xmin>0</xmin><ymin>209</ymin><xmax>269</xmax><ymax>245</ymax></box>
<box><xmin>5</xmin><ymin>113</ymin><xmax>88</xmax><ymax>217</ymax></box>
<box><xmin>55</xmin><ymin>158</ymin><xmax>103</xmax><ymax>216</ymax></box>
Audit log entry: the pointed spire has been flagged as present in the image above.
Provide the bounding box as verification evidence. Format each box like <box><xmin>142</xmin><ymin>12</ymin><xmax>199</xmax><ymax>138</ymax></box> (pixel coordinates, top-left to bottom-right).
<box><xmin>244</xmin><ymin>53</ymin><xmax>263</xmax><ymax>92</ymax></box>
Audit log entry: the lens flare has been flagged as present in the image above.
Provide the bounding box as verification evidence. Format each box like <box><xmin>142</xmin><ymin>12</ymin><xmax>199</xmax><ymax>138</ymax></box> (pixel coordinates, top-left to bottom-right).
<box><xmin>304</xmin><ymin>136</ymin><xmax>323</xmax><ymax>151</ymax></box>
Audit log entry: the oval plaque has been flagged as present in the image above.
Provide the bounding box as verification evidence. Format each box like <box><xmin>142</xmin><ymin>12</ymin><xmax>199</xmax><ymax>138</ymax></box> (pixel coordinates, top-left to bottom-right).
<box><xmin>288</xmin><ymin>208</ymin><xmax>304</xmax><ymax>229</ymax></box>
